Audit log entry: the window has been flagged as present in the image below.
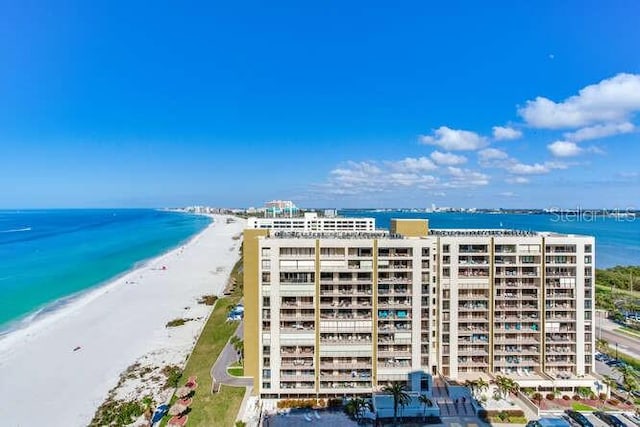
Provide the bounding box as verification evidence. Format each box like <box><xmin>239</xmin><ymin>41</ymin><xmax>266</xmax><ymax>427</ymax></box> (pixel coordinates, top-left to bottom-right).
<box><xmin>585</xmin><ymin>255</ymin><xmax>592</xmax><ymax>264</ymax></box>
<box><xmin>261</xmin><ymin>247</ymin><xmax>271</xmax><ymax>257</ymax></box>
<box><xmin>443</xmin><ymin>244</ymin><xmax>450</xmax><ymax>253</ymax></box>
<box><xmin>262</xmin><ymin>259</ymin><xmax>271</xmax><ymax>269</ymax></box>
<box><xmin>585</xmin><ymin>244</ymin><xmax>592</xmax><ymax>253</ymax></box>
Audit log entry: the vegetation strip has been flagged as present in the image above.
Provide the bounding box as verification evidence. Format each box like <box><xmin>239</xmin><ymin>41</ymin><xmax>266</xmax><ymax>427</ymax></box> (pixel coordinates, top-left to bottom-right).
<box><xmin>160</xmin><ymin>258</ymin><xmax>246</xmax><ymax>427</ymax></box>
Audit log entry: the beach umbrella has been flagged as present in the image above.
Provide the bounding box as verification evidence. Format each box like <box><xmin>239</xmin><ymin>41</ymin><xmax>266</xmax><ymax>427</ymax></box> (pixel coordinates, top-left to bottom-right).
<box><xmin>168</xmin><ymin>403</ymin><xmax>187</xmax><ymax>416</ymax></box>
<box><xmin>176</xmin><ymin>386</ymin><xmax>192</xmax><ymax>398</ymax></box>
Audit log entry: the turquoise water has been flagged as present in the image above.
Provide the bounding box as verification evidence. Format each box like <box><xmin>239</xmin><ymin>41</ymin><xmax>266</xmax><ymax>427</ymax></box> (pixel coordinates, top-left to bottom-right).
<box><xmin>0</xmin><ymin>209</ymin><xmax>211</xmax><ymax>331</ymax></box>
<box><xmin>340</xmin><ymin>210</ymin><xmax>640</xmax><ymax>268</ymax></box>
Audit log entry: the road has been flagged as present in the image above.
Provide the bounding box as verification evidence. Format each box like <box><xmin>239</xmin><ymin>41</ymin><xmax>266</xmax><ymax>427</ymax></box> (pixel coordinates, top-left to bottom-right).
<box><xmin>599</xmin><ymin>329</ymin><xmax>640</xmax><ymax>360</ymax></box>
<box><xmin>211</xmin><ymin>321</ymin><xmax>252</xmax><ymax>388</ymax></box>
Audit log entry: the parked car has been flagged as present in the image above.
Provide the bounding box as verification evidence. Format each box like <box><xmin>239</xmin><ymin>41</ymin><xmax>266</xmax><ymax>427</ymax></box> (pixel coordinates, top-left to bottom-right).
<box><xmin>527</xmin><ymin>418</ymin><xmax>572</xmax><ymax>427</ymax></box>
<box><xmin>565</xmin><ymin>410</ymin><xmax>594</xmax><ymax>427</ymax></box>
<box><xmin>594</xmin><ymin>411</ymin><xmax>628</xmax><ymax>427</ymax></box>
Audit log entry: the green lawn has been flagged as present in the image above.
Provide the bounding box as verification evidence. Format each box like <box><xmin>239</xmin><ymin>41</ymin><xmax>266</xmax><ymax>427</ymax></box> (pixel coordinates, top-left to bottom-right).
<box><xmin>161</xmin><ymin>259</ymin><xmax>247</xmax><ymax>427</ymax></box>
<box><xmin>617</xmin><ymin>326</ymin><xmax>640</xmax><ymax>338</ymax></box>
<box><xmin>227</xmin><ymin>366</ymin><xmax>245</xmax><ymax>377</ymax></box>
<box><xmin>572</xmin><ymin>402</ymin><xmax>596</xmax><ymax>411</ymax></box>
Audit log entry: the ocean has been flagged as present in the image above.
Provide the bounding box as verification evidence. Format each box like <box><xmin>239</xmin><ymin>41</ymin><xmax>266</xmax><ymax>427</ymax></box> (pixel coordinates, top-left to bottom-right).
<box><xmin>340</xmin><ymin>210</ymin><xmax>640</xmax><ymax>269</ymax></box>
<box><xmin>2</xmin><ymin>208</ymin><xmax>638</xmax><ymax>335</ymax></box>
<box><xmin>0</xmin><ymin>209</ymin><xmax>210</xmax><ymax>332</ymax></box>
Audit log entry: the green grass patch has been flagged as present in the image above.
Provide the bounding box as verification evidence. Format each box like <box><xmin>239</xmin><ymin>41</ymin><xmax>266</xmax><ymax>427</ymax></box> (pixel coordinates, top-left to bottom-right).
<box><xmin>160</xmin><ymin>258</ymin><xmax>245</xmax><ymax>427</ymax></box>
<box><xmin>571</xmin><ymin>402</ymin><xmax>596</xmax><ymax>411</ymax></box>
<box><xmin>617</xmin><ymin>326</ymin><xmax>640</xmax><ymax>338</ymax></box>
<box><xmin>227</xmin><ymin>366</ymin><xmax>244</xmax><ymax>377</ymax></box>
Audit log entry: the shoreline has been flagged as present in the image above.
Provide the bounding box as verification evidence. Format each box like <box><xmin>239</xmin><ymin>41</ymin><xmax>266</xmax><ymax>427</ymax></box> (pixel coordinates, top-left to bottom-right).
<box><xmin>0</xmin><ymin>214</ymin><xmax>245</xmax><ymax>426</ymax></box>
<box><xmin>0</xmin><ymin>213</ymin><xmax>214</xmax><ymax>342</ymax></box>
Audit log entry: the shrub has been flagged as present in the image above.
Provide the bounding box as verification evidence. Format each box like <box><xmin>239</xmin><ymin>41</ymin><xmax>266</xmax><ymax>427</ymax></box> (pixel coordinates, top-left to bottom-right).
<box><xmin>532</xmin><ymin>393</ymin><xmax>543</xmax><ymax>402</ymax></box>
<box><xmin>277</xmin><ymin>399</ymin><xmax>317</xmax><ymax>409</ymax></box>
<box><xmin>598</xmin><ymin>393</ymin><xmax>607</xmax><ymax>401</ymax></box>
<box><xmin>235</xmin><ymin>422</ymin><xmax>247</xmax><ymax>427</ymax></box>
<box><xmin>90</xmin><ymin>399</ymin><xmax>147</xmax><ymax>426</ymax></box>
<box><xmin>607</xmin><ymin>399</ymin><xmax>619</xmax><ymax>406</ymax></box>
<box><xmin>497</xmin><ymin>411</ymin><xmax>509</xmax><ymax>421</ymax></box>
<box><xmin>572</xmin><ymin>395</ymin><xmax>581</xmax><ymax>400</ymax></box>
<box><xmin>166</xmin><ymin>318</ymin><xmax>190</xmax><ymax>327</ymax></box>
<box><xmin>198</xmin><ymin>295</ymin><xmax>218</xmax><ymax>305</ymax></box>
<box><xmin>546</xmin><ymin>393</ymin><xmax>555</xmax><ymax>400</ymax></box>
<box><xmin>162</xmin><ymin>365</ymin><xmax>182</xmax><ymax>389</ymax></box>
<box><xmin>327</xmin><ymin>398</ymin><xmax>343</xmax><ymax>408</ymax></box>
<box><xmin>563</xmin><ymin>395</ymin><xmax>571</xmax><ymax>401</ymax></box>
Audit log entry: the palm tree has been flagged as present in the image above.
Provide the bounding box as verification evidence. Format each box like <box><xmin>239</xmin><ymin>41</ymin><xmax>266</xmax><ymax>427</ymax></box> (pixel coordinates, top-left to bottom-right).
<box><xmin>345</xmin><ymin>397</ymin><xmax>372</xmax><ymax>423</ymax></box>
<box><xmin>382</xmin><ymin>382</ymin><xmax>410</xmax><ymax>426</ymax></box>
<box><xmin>508</xmin><ymin>378</ymin><xmax>520</xmax><ymax>396</ymax></box>
<box><xmin>615</xmin><ymin>364</ymin><xmax>639</xmax><ymax>403</ymax></box>
<box><xmin>494</xmin><ymin>375</ymin><xmax>511</xmax><ymax>400</ymax></box>
<box><xmin>345</xmin><ymin>398</ymin><xmax>360</xmax><ymax>421</ymax></box>
<box><xmin>596</xmin><ymin>338</ymin><xmax>609</xmax><ymax>353</ymax></box>
<box><xmin>602</xmin><ymin>375</ymin><xmax>617</xmax><ymax>399</ymax></box>
<box><xmin>476</xmin><ymin>377</ymin><xmax>489</xmax><ymax>400</ymax></box>
<box><xmin>418</xmin><ymin>394</ymin><xmax>433</xmax><ymax>421</ymax></box>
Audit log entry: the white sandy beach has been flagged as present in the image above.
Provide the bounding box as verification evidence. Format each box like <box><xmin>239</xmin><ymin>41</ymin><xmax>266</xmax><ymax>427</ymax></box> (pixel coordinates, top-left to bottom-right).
<box><xmin>0</xmin><ymin>214</ymin><xmax>245</xmax><ymax>427</ymax></box>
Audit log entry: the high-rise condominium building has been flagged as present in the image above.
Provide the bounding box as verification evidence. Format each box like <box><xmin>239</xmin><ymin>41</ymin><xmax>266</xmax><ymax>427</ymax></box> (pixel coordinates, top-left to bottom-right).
<box><xmin>243</xmin><ymin>218</ymin><xmax>597</xmax><ymax>399</ymax></box>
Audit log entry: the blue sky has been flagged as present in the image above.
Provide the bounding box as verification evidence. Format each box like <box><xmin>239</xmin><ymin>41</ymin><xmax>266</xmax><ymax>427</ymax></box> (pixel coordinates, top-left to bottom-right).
<box><xmin>1</xmin><ymin>1</ymin><xmax>639</xmax><ymax>209</ymax></box>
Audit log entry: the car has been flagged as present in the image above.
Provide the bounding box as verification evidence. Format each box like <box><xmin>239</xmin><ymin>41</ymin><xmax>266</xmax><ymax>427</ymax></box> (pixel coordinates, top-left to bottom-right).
<box><xmin>565</xmin><ymin>409</ymin><xmax>594</xmax><ymax>427</ymax></box>
<box><xmin>594</xmin><ymin>411</ymin><xmax>628</xmax><ymax>427</ymax></box>
<box><xmin>606</xmin><ymin>359</ymin><xmax>622</xmax><ymax>366</ymax></box>
<box><xmin>527</xmin><ymin>418</ymin><xmax>572</xmax><ymax>427</ymax></box>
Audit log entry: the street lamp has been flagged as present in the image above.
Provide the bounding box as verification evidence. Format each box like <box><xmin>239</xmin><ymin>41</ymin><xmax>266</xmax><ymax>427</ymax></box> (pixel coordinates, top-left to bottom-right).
<box><xmin>615</xmin><ymin>343</ymin><xmax>619</xmax><ymax>361</ymax></box>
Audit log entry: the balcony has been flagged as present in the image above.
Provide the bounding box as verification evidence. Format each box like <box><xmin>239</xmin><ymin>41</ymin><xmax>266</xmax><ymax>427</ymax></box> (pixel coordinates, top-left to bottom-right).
<box><xmin>320</xmin><ymin>371</ymin><xmax>372</xmax><ymax>381</ymax></box>
<box><xmin>320</xmin><ymin>359</ymin><xmax>372</xmax><ymax>369</ymax></box>
<box><xmin>280</xmin><ymin>372</ymin><xmax>316</xmax><ymax>381</ymax></box>
<box><xmin>281</xmin><ymin>347</ymin><xmax>315</xmax><ymax>356</ymax></box>
<box><xmin>280</xmin><ymin>311</ymin><xmax>316</xmax><ymax>321</ymax></box>
<box><xmin>281</xmin><ymin>359</ymin><xmax>314</xmax><ymax>368</ymax></box>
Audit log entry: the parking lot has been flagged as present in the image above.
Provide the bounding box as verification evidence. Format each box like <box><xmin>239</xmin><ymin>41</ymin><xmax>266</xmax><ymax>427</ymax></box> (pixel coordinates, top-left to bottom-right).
<box><xmin>561</xmin><ymin>411</ymin><xmax>639</xmax><ymax>427</ymax></box>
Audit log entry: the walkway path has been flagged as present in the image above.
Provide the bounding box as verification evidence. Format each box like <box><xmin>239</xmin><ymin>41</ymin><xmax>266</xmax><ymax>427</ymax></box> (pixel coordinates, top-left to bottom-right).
<box><xmin>210</xmin><ymin>321</ymin><xmax>252</xmax><ymax>389</ymax></box>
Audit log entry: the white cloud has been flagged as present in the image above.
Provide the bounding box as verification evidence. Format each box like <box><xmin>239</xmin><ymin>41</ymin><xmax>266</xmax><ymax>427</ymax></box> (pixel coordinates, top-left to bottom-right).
<box><xmin>419</xmin><ymin>126</ymin><xmax>488</xmax><ymax>151</ymax></box>
<box><xmin>564</xmin><ymin>122</ymin><xmax>635</xmax><ymax>141</ymax></box>
<box><xmin>492</xmin><ymin>126</ymin><xmax>523</xmax><ymax>140</ymax></box>
<box><xmin>498</xmin><ymin>191</ymin><xmax>518</xmax><ymax>197</ymax></box>
<box><xmin>506</xmin><ymin>176</ymin><xmax>530</xmax><ymax>184</ymax></box>
<box><xmin>444</xmin><ymin>167</ymin><xmax>490</xmax><ymax>187</ymax></box>
<box><xmin>548</xmin><ymin>141</ymin><xmax>582</xmax><ymax>157</ymax></box>
<box><xmin>505</xmin><ymin>161</ymin><xmax>567</xmax><ymax>175</ymax></box>
<box><xmin>393</xmin><ymin>156</ymin><xmax>437</xmax><ymax>172</ymax></box>
<box><xmin>478</xmin><ymin>148</ymin><xmax>509</xmax><ymax>162</ymax></box>
<box><xmin>318</xmin><ymin>157</ymin><xmax>489</xmax><ymax>196</ymax></box>
<box><xmin>430</xmin><ymin>151</ymin><xmax>467</xmax><ymax>166</ymax></box>
<box><xmin>518</xmin><ymin>73</ymin><xmax>640</xmax><ymax>129</ymax></box>
<box><xmin>507</xmin><ymin>163</ymin><xmax>549</xmax><ymax>175</ymax></box>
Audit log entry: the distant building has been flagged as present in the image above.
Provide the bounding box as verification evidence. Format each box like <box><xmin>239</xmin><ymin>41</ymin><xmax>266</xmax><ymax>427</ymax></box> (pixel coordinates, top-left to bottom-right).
<box><xmin>247</xmin><ymin>212</ymin><xmax>375</xmax><ymax>232</ymax></box>
<box><xmin>264</xmin><ymin>200</ymin><xmax>299</xmax><ymax>217</ymax></box>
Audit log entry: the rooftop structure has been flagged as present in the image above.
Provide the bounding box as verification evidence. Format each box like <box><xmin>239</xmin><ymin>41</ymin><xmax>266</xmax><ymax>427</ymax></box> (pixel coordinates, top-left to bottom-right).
<box><xmin>247</xmin><ymin>212</ymin><xmax>376</xmax><ymax>232</ymax></box>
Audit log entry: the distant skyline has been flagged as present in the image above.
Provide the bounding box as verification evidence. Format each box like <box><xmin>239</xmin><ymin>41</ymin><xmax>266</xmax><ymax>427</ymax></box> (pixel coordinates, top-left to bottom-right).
<box><xmin>1</xmin><ymin>1</ymin><xmax>639</xmax><ymax>209</ymax></box>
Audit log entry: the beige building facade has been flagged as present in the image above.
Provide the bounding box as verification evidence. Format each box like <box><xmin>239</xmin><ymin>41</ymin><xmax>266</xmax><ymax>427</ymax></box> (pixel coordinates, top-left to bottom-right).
<box><xmin>243</xmin><ymin>218</ymin><xmax>597</xmax><ymax>398</ymax></box>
